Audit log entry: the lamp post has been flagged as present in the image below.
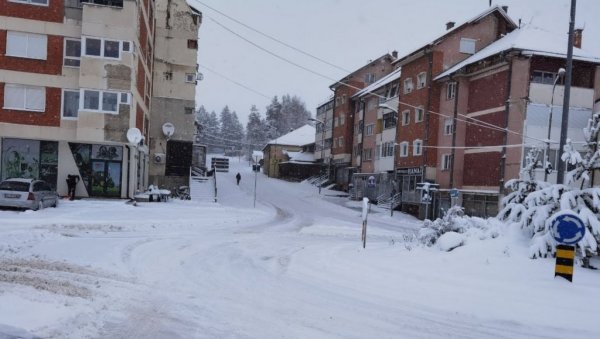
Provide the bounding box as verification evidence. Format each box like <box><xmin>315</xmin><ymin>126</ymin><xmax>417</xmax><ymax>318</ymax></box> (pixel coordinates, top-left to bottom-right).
<box><xmin>544</xmin><ymin>68</ymin><xmax>566</xmax><ymax>182</ymax></box>
<box><xmin>309</xmin><ymin>117</ymin><xmax>326</xmax><ymax>194</ymax></box>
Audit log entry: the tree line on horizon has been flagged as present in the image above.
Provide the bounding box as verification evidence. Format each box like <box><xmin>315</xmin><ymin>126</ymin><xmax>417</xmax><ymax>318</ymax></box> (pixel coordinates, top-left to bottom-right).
<box><xmin>195</xmin><ymin>94</ymin><xmax>312</xmax><ymax>154</ymax></box>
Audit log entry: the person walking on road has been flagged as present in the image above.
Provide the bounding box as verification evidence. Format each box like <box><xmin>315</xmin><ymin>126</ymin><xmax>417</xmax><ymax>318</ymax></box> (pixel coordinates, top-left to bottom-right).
<box><xmin>236</xmin><ymin>172</ymin><xmax>241</xmax><ymax>186</ymax></box>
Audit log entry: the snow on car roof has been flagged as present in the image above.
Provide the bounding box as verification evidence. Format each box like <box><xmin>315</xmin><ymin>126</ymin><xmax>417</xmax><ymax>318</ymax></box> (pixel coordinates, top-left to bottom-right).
<box><xmin>2</xmin><ymin>178</ymin><xmax>34</xmax><ymax>183</ymax></box>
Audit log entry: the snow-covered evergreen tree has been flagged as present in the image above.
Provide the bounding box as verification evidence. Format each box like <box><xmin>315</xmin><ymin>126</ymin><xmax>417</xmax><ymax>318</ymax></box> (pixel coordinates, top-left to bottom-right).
<box><xmin>246</xmin><ymin>105</ymin><xmax>267</xmax><ymax>150</ymax></box>
<box><xmin>499</xmin><ymin>113</ymin><xmax>600</xmax><ymax>259</ymax></box>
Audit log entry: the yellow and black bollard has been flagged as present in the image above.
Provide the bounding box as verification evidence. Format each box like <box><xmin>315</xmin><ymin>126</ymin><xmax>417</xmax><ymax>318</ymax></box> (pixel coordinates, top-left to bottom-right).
<box><xmin>555</xmin><ymin>244</ymin><xmax>576</xmax><ymax>282</ymax></box>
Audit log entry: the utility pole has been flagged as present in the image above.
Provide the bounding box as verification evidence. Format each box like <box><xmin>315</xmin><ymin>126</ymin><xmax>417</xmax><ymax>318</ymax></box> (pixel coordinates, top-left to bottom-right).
<box><xmin>556</xmin><ymin>0</ymin><xmax>576</xmax><ymax>184</ymax></box>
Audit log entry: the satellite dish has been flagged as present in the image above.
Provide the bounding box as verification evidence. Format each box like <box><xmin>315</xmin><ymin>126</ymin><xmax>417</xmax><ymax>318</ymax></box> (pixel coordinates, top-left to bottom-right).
<box><xmin>162</xmin><ymin>122</ymin><xmax>175</xmax><ymax>139</ymax></box>
<box><xmin>126</xmin><ymin>128</ymin><xmax>143</xmax><ymax>145</ymax></box>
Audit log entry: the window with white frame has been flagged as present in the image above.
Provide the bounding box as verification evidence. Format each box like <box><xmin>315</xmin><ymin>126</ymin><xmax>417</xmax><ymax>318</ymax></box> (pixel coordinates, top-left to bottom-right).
<box><xmin>383</xmin><ymin>112</ymin><xmax>396</xmax><ymax>129</ymax></box>
<box><xmin>62</xmin><ymin>89</ymin><xmax>80</xmax><ymax>119</ymax></box>
<box><xmin>399</xmin><ymin>141</ymin><xmax>409</xmax><ymax>157</ymax></box>
<box><xmin>417</xmin><ymin>72</ymin><xmax>427</xmax><ymax>89</ymax></box>
<box><xmin>339</xmin><ymin>136</ymin><xmax>344</xmax><ymax>147</ymax></box>
<box><xmin>363</xmin><ymin>148</ymin><xmax>372</xmax><ymax>161</ymax></box>
<box><xmin>9</xmin><ymin>0</ymin><xmax>49</xmax><ymax>5</ymax></box>
<box><xmin>64</xmin><ymin>39</ymin><xmax>81</xmax><ymax>67</ymax></box>
<box><xmin>6</xmin><ymin>31</ymin><xmax>47</xmax><ymax>60</ymax></box>
<box><xmin>388</xmin><ymin>83</ymin><xmax>398</xmax><ymax>98</ymax></box>
<box><xmin>413</xmin><ymin>139</ymin><xmax>423</xmax><ymax>156</ymax></box>
<box><xmin>444</xmin><ymin>118</ymin><xmax>454</xmax><ymax>135</ymax></box>
<box><xmin>365</xmin><ymin>123</ymin><xmax>374</xmax><ymax>136</ymax></box>
<box><xmin>402</xmin><ymin>110</ymin><xmax>410</xmax><ymax>126</ymax></box>
<box><xmin>83</xmin><ymin>37</ymin><xmax>121</xmax><ymax>59</ymax></box>
<box><xmin>80</xmin><ymin>89</ymin><xmax>124</xmax><ymax>114</ymax></box>
<box><xmin>375</xmin><ymin>145</ymin><xmax>381</xmax><ymax>160</ymax></box>
<box><xmin>459</xmin><ymin>38</ymin><xmax>476</xmax><ymax>54</ymax></box>
<box><xmin>415</xmin><ymin>106</ymin><xmax>424</xmax><ymax>123</ymax></box>
<box><xmin>3</xmin><ymin>84</ymin><xmax>45</xmax><ymax>111</ymax></box>
<box><xmin>185</xmin><ymin>73</ymin><xmax>196</xmax><ymax>83</ymax></box>
<box><xmin>403</xmin><ymin>78</ymin><xmax>413</xmax><ymax>94</ymax></box>
<box><xmin>446</xmin><ymin>81</ymin><xmax>456</xmax><ymax>100</ymax></box>
<box><xmin>365</xmin><ymin>73</ymin><xmax>375</xmax><ymax>84</ymax></box>
<box><xmin>442</xmin><ymin>153</ymin><xmax>453</xmax><ymax>170</ymax></box>
<box><xmin>340</xmin><ymin>113</ymin><xmax>345</xmax><ymax>126</ymax></box>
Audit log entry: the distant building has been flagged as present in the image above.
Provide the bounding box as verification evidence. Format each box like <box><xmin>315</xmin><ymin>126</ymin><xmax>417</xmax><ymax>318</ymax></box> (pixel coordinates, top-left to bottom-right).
<box><xmin>263</xmin><ymin>124</ymin><xmax>315</xmax><ymax>178</ymax></box>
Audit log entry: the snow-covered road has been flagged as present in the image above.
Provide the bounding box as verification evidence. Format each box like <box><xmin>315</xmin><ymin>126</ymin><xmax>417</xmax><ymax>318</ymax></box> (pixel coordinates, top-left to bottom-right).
<box><xmin>1</xmin><ymin>158</ymin><xmax>599</xmax><ymax>338</ymax></box>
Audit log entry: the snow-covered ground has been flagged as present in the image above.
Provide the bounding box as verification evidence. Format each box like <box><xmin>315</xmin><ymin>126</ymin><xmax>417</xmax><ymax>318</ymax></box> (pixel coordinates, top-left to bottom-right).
<box><xmin>1</xmin><ymin>158</ymin><xmax>599</xmax><ymax>338</ymax></box>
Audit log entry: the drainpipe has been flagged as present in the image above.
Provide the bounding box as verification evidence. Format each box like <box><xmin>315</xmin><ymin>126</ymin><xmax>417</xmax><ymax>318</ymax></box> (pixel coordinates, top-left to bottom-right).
<box><xmin>359</xmin><ymin>98</ymin><xmax>365</xmax><ymax>171</ymax></box>
<box><xmin>499</xmin><ymin>56</ymin><xmax>514</xmax><ymax>194</ymax></box>
<box><xmin>449</xmin><ymin>77</ymin><xmax>460</xmax><ymax>189</ymax></box>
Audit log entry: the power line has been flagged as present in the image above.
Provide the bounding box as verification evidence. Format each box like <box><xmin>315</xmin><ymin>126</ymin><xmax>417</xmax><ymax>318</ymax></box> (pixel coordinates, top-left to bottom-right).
<box><xmin>191</xmin><ymin>0</ymin><xmax>351</xmax><ymax>73</ymax></box>
<box><xmin>197</xmin><ymin>63</ymin><xmax>272</xmax><ymax>100</ymax></box>
<box><xmin>208</xmin><ymin>15</ymin><xmax>545</xmax><ymax>145</ymax></box>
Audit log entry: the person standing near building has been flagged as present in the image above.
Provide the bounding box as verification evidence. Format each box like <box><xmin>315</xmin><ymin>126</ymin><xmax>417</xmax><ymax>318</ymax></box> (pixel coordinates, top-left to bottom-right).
<box><xmin>236</xmin><ymin>172</ymin><xmax>241</xmax><ymax>186</ymax></box>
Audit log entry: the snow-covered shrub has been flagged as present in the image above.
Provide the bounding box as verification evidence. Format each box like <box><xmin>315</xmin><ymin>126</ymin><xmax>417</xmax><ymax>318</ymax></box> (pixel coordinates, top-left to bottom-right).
<box><xmin>418</xmin><ymin>205</ymin><xmax>466</xmax><ymax>246</ymax></box>
<box><xmin>499</xmin><ymin>113</ymin><xmax>600</xmax><ymax>259</ymax></box>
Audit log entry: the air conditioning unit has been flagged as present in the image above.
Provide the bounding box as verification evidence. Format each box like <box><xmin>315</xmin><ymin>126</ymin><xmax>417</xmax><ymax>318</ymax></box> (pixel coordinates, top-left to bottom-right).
<box><xmin>154</xmin><ymin>153</ymin><xmax>165</xmax><ymax>163</ymax></box>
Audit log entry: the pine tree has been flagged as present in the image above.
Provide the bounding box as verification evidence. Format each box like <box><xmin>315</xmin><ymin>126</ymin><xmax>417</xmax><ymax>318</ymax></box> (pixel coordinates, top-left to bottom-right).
<box><xmin>246</xmin><ymin>105</ymin><xmax>267</xmax><ymax>150</ymax></box>
<box><xmin>195</xmin><ymin>106</ymin><xmax>221</xmax><ymax>152</ymax></box>
<box><xmin>499</xmin><ymin>113</ymin><xmax>600</xmax><ymax>259</ymax></box>
<box><xmin>265</xmin><ymin>96</ymin><xmax>283</xmax><ymax>136</ymax></box>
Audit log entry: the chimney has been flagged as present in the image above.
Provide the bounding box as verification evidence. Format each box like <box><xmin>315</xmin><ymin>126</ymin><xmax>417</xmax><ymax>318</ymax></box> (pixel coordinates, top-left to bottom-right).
<box><xmin>446</xmin><ymin>21</ymin><xmax>455</xmax><ymax>30</ymax></box>
<box><xmin>573</xmin><ymin>28</ymin><xmax>583</xmax><ymax>48</ymax></box>
<box><xmin>501</xmin><ymin>5</ymin><xmax>508</xmax><ymax>13</ymax></box>
<box><xmin>392</xmin><ymin>50</ymin><xmax>398</xmax><ymax>58</ymax></box>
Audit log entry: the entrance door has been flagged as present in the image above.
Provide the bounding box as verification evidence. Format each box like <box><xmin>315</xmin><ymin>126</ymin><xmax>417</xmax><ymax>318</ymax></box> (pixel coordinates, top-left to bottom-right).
<box><xmin>91</xmin><ymin>160</ymin><xmax>122</xmax><ymax>197</ymax></box>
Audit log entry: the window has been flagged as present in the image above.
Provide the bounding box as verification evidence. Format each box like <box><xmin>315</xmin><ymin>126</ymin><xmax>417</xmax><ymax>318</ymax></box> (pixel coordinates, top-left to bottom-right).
<box><xmin>8</xmin><ymin>0</ymin><xmax>48</xmax><ymax>6</ymax></box>
<box><xmin>399</xmin><ymin>142</ymin><xmax>409</xmax><ymax>157</ymax></box>
<box><xmin>381</xmin><ymin>142</ymin><xmax>395</xmax><ymax>157</ymax></box>
<box><xmin>119</xmin><ymin>92</ymin><xmax>130</xmax><ymax>104</ymax></box>
<box><xmin>83</xmin><ymin>37</ymin><xmax>121</xmax><ymax>59</ymax></box>
<box><xmin>383</xmin><ymin>112</ymin><xmax>397</xmax><ymax>129</ymax></box>
<box><xmin>62</xmin><ymin>90</ymin><xmax>80</xmax><ymax>119</ymax></box>
<box><xmin>446</xmin><ymin>81</ymin><xmax>457</xmax><ymax>100</ymax></box>
<box><xmin>388</xmin><ymin>83</ymin><xmax>398</xmax><ymax>98</ymax></box>
<box><xmin>342</xmin><ymin>95</ymin><xmax>346</xmax><ymax>104</ymax></box>
<box><xmin>363</xmin><ymin>148</ymin><xmax>372</xmax><ymax>161</ymax></box>
<box><xmin>6</xmin><ymin>31</ymin><xmax>47</xmax><ymax>60</ymax></box>
<box><xmin>402</xmin><ymin>110</ymin><xmax>410</xmax><ymax>126</ymax></box>
<box><xmin>365</xmin><ymin>124</ymin><xmax>374</xmax><ymax>136</ymax></box>
<box><xmin>339</xmin><ymin>137</ymin><xmax>344</xmax><ymax>147</ymax></box>
<box><xmin>415</xmin><ymin>106</ymin><xmax>424</xmax><ymax>123</ymax></box>
<box><xmin>81</xmin><ymin>89</ymin><xmax>121</xmax><ymax>113</ymax></box>
<box><xmin>340</xmin><ymin>113</ymin><xmax>345</xmax><ymax>126</ymax></box>
<box><xmin>417</xmin><ymin>72</ymin><xmax>427</xmax><ymax>89</ymax></box>
<box><xmin>3</xmin><ymin>84</ymin><xmax>45</xmax><ymax>111</ymax></box>
<box><xmin>184</xmin><ymin>107</ymin><xmax>194</xmax><ymax>114</ymax></box>
<box><xmin>444</xmin><ymin>118</ymin><xmax>454</xmax><ymax>135</ymax></box>
<box><xmin>188</xmin><ymin>39</ymin><xmax>198</xmax><ymax>49</ymax></box>
<box><xmin>122</xmin><ymin>41</ymin><xmax>131</xmax><ymax>52</ymax></box>
<box><xmin>365</xmin><ymin>73</ymin><xmax>375</xmax><ymax>84</ymax></box>
<box><xmin>403</xmin><ymin>78</ymin><xmax>413</xmax><ymax>94</ymax></box>
<box><xmin>413</xmin><ymin>139</ymin><xmax>423</xmax><ymax>156</ymax></box>
<box><xmin>185</xmin><ymin>73</ymin><xmax>197</xmax><ymax>83</ymax></box>
<box><xmin>375</xmin><ymin>145</ymin><xmax>381</xmax><ymax>160</ymax></box>
<box><xmin>532</xmin><ymin>70</ymin><xmax>563</xmax><ymax>85</ymax></box>
<box><xmin>442</xmin><ymin>154</ymin><xmax>453</xmax><ymax>170</ymax></box>
<box><xmin>460</xmin><ymin>38</ymin><xmax>476</xmax><ymax>54</ymax></box>
<box><xmin>64</xmin><ymin>39</ymin><xmax>81</xmax><ymax>67</ymax></box>
<box><xmin>80</xmin><ymin>0</ymin><xmax>124</xmax><ymax>7</ymax></box>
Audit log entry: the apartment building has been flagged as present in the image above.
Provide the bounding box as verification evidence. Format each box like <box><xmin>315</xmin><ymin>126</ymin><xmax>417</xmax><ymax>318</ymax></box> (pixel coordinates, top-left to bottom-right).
<box><xmin>328</xmin><ymin>52</ymin><xmax>396</xmax><ymax>190</ymax></box>
<box><xmin>393</xmin><ymin>5</ymin><xmax>516</xmax><ymax>217</ymax></box>
<box><xmin>434</xmin><ymin>25</ymin><xmax>600</xmax><ymax>218</ymax></box>
<box><xmin>314</xmin><ymin>96</ymin><xmax>333</xmax><ymax>173</ymax></box>
<box><xmin>0</xmin><ymin>0</ymin><xmax>201</xmax><ymax>198</ymax></box>
<box><xmin>148</xmin><ymin>0</ymin><xmax>201</xmax><ymax>189</ymax></box>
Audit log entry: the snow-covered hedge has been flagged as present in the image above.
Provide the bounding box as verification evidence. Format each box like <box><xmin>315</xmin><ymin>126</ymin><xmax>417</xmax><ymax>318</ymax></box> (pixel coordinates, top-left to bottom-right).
<box><xmin>418</xmin><ymin>206</ymin><xmax>499</xmax><ymax>250</ymax></box>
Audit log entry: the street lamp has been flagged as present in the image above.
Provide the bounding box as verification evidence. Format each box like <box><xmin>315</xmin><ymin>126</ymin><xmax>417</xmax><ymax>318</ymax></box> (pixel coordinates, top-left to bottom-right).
<box><xmin>544</xmin><ymin>68</ymin><xmax>566</xmax><ymax>182</ymax></box>
<box><xmin>309</xmin><ymin>117</ymin><xmax>325</xmax><ymax>194</ymax></box>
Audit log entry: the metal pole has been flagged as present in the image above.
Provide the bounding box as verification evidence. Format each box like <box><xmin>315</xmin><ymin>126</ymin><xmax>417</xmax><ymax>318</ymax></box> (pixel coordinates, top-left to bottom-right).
<box><xmin>545</xmin><ymin>80</ymin><xmax>557</xmax><ymax>182</ymax></box>
<box><xmin>253</xmin><ymin>167</ymin><xmax>257</xmax><ymax>208</ymax></box>
<box><xmin>556</xmin><ymin>0</ymin><xmax>576</xmax><ymax>184</ymax></box>
<box><xmin>319</xmin><ymin>122</ymin><xmax>324</xmax><ymax>194</ymax></box>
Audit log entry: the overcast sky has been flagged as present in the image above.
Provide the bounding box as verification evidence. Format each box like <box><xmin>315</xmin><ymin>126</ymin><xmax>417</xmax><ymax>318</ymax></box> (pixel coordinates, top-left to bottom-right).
<box><xmin>190</xmin><ymin>0</ymin><xmax>600</xmax><ymax>125</ymax></box>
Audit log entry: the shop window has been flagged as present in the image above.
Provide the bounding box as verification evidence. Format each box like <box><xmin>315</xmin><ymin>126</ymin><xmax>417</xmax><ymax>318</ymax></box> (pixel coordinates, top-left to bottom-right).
<box><xmin>1</xmin><ymin>138</ymin><xmax>58</xmax><ymax>189</ymax></box>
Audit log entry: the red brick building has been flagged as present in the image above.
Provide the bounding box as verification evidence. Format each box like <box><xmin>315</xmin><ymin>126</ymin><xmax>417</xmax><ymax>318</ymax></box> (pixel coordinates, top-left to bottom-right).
<box><xmin>393</xmin><ymin>6</ymin><xmax>516</xmax><ymax>217</ymax></box>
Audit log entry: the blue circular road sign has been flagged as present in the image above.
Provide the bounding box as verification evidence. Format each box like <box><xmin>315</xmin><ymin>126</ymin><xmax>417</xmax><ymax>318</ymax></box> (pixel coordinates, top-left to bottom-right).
<box><xmin>550</xmin><ymin>212</ymin><xmax>586</xmax><ymax>245</ymax></box>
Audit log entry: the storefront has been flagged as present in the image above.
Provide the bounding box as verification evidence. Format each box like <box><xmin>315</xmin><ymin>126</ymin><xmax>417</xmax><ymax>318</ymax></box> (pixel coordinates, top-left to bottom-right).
<box><xmin>396</xmin><ymin>166</ymin><xmax>423</xmax><ymax>216</ymax></box>
<box><xmin>1</xmin><ymin>137</ymin><xmax>139</xmax><ymax>199</ymax></box>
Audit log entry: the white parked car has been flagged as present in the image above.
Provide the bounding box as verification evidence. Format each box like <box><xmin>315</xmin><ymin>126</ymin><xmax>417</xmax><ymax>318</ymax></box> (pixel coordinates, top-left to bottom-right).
<box><xmin>0</xmin><ymin>178</ymin><xmax>59</xmax><ymax>211</ymax></box>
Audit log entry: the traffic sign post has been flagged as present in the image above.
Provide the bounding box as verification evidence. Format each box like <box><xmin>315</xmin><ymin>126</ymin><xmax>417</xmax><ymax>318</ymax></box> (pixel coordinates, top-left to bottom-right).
<box><xmin>550</xmin><ymin>212</ymin><xmax>586</xmax><ymax>282</ymax></box>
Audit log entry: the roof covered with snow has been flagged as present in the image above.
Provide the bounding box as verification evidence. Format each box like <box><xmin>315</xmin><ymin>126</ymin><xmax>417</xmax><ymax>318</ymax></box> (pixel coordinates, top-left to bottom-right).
<box><xmin>283</xmin><ymin>151</ymin><xmax>316</xmax><ymax>163</ymax></box>
<box><xmin>435</xmin><ymin>25</ymin><xmax>600</xmax><ymax>80</ymax></box>
<box><xmin>394</xmin><ymin>5</ymin><xmax>516</xmax><ymax>66</ymax></box>
<box><xmin>266</xmin><ymin>124</ymin><xmax>316</xmax><ymax>147</ymax></box>
<box><xmin>353</xmin><ymin>68</ymin><xmax>402</xmax><ymax>99</ymax></box>
<box><xmin>329</xmin><ymin>53</ymin><xmax>396</xmax><ymax>89</ymax></box>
